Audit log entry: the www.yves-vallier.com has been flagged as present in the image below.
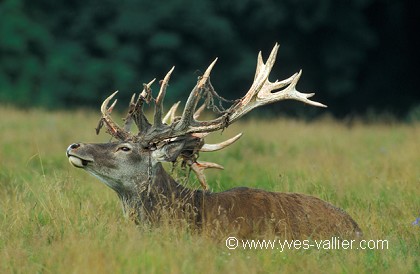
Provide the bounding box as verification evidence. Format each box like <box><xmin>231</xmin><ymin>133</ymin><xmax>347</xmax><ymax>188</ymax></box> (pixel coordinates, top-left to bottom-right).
<box><xmin>225</xmin><ymin>236</ymin><xmax>389</xmax><ymax>251</ymax></box>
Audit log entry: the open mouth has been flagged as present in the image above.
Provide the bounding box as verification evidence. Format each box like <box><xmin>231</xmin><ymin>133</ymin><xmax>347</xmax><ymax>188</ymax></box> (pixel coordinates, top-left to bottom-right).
<box><xmin>67</xmin><ymin>155</ymin><xmax>92</xmax><ymax>168</ymax></box>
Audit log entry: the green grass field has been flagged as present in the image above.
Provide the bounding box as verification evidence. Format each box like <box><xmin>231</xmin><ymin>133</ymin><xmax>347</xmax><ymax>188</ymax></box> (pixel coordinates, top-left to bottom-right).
<box><xmin>0</xmin><ymin>106</ymin><xmax>419</xmax><ymax>273</ymax></box>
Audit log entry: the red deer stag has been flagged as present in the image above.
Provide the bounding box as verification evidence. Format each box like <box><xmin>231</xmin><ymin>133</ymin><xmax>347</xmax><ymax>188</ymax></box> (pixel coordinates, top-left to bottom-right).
<box><xmin>67</xmin><ymin>44</ymin><xmax>362</xmax><ymax>239</ymax></box>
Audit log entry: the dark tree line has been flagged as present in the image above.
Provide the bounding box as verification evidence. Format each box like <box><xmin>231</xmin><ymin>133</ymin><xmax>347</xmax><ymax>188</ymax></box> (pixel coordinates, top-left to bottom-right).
<box><xmin>0</xmin><ymin>0</ymin><xmax>418</xmax><ymax>119</ymax></box>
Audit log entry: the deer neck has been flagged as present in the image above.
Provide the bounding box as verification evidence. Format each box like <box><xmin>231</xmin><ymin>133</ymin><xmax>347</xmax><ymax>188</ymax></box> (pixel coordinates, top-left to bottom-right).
<box><xmin>118</xmin><ymin>163</ymin><xmax>200</xmax><ymax>223</ymax></box>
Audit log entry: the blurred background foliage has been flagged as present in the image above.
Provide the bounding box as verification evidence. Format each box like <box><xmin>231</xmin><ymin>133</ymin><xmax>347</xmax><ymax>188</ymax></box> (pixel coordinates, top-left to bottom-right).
<box><xmin>0</xmin><ymin>0</ymin><xmax>418</xmax><ymax>119</ymax></box>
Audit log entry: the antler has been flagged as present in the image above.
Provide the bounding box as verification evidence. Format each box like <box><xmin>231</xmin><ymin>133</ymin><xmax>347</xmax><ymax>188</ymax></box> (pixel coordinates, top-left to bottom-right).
<box><xmin>96</xmin><ymin>43</ymin><xmax>326</xmax><ymax>189</ymax></box>
<box><xmin>96</xmin><ymin>90</ymin><xmax>132</xmax><ymax>140</ymax></box>
<box><xmin>170</xmin><ymin>43</ymin><xmax>326</xmax><ymax>137</ymax></box>
<box><xmin>187</xmin><ymin>160</ymin><xmax>224</xmax><ymax>190</ymax></box>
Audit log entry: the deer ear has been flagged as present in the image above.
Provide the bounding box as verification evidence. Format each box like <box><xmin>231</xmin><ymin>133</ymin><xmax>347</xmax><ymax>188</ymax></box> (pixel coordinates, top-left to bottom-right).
<box><xmin>151</xmin><ymin>142</ymin><xmax>185</xmax><ymax>163</ymax></box>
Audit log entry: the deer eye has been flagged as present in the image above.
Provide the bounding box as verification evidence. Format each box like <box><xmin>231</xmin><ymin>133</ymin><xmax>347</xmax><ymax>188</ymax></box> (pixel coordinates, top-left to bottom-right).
<box><xmin>117</xmin><ymin>146</ymin><xmax>131</xmax><ymax>152</ymax></box>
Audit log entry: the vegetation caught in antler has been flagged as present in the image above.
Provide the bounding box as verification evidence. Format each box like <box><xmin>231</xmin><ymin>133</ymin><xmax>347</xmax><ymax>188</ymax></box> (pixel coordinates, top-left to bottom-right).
<box><xmin>95</xmin><ymin>44</ymin><xmax>326</xmax><ymax>189</ymax></box>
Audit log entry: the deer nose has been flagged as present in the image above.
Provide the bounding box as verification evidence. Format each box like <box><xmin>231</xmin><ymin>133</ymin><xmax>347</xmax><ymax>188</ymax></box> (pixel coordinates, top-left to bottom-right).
<box><xmin>66</xmin><ymin>143</ymin><xmax>81</xmax><ymax>157</ymax></box>
<box><xmin>70</xmin><ymin>143</ymin><xmax>80</xmax><ymax>149</ymax></box>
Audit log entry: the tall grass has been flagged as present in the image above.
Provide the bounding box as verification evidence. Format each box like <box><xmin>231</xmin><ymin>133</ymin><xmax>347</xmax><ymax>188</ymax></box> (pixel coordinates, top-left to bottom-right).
<box><xmin>0</xmin><ymin>106</ymin><xmax>419</xmax><ymax>273</ymax></box>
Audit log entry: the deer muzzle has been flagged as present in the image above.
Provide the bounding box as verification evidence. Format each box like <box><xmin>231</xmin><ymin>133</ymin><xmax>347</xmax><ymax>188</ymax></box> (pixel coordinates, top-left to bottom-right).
<box><xmin>66</xmin><ymin>143</ymin><xmax>93</xmax><ymax>168</ymax></box>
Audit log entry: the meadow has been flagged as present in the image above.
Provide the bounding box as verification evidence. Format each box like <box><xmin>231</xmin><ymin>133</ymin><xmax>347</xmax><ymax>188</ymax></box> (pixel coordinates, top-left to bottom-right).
<box><xmin>0</xmin><ymin>106</ymin><xmax>419</xmax><ymax>273</ymax></box>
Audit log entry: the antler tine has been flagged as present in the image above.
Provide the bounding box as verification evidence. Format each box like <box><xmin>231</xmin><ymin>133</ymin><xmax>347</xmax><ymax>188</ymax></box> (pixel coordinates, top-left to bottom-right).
<box><xmin>187</xmin><ymin>160</ymin><xmax>224</xmax><ymax>190</ymax></box>
<box><xmin>242</xmin><ymin>43</ymin><xmax>279</xmax><ymax>106</ymax></box>
<box><xmin>162</xmin><ymin>101</ymin><xmax>181</xmax><ymax>125</ymax></box>
<box><xmin>98</xmin><ymin>91</ymin><xmax>132</xmax><ymax>140</ymax></box>
<box><xmin>108</xmin><ymin>98</ymin><xmax>118</xmax><ymax>113</ymax></box>
<box><xmin>140</xmin><ymin>79</ymin><xmax>156</xmax><ymax>101</ymax></box>
<box><xmin>154</xmin><ymin>66</ymin><xmax>175</xmax><ymax>127</ymax></box>
<box><xmin>191</xmin><ymin>132</ymin><xmax>210</xmax><ymax>138</ymax></box>
<box><xmin>200</xmin><ymin>133</ymin><xmax>243</xmax><ymax>152</ymax></box>
<box><xmin>193</xmin><ymin>103</ymin><xmax>206</xmax><ymax>120</ymax></box>
<box><xmin>198</xmin><ymin>58</ymin><xmax>218</xmax><ymax>88</ymax></box>
<box><xmin>253</xmin><ymin>51</ymin><xmax>264</xmax><ymax>82</ymax></box>
<box><xmin>132</xmin><ymin>79</ymin><xmax>156</xmax><ymax>134</ymax></box>
<box><xmin>176</xmin><ymin>58</ymin><xmax>218</xmax><ymax>131</ymax></box>
<box><xmin>123</xmin><ymin>93</ymin><xmax>137</xmax><ymax>132</ymax></box>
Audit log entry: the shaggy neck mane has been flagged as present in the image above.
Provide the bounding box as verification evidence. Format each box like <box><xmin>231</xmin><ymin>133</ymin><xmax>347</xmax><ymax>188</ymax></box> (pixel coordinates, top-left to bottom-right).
<box><xmin>119</xmin><ymin>163</ymin><xmax>205</xmax><ymax>225</ymax></box>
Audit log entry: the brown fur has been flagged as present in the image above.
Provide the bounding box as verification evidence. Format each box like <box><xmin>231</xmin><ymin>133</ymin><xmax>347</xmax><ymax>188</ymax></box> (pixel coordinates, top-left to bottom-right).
<box><xmin>146</xmin><ymin>164</ymin><xmax>362</xmax><ymax>239</ymax></box>
<box><xmin>67</xmin><ymin>142</ymin><xmax>361</xmax><ymax>239</ymax></box>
